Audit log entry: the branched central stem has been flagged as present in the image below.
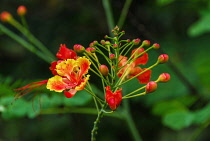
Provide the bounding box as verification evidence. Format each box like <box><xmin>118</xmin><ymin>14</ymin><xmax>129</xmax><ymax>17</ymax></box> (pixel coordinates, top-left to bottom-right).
<box><xmin>91</xmin><ymin>104</ymin><xmax>107</xmax><ymax>141</ymax></box>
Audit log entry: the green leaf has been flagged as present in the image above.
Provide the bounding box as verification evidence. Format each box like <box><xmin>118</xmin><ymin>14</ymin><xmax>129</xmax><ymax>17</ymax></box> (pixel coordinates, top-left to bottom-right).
<box><xmin>193</xmin><ymin>103</ymin><xmax>210</xmax><ymax>124</ymax></box>
<box><xmin>1</xmin><ymin>98</ymin><xmax>30</xmax><ymax>119</ymax></box>
<box><xmin>163</xmin><ymin>111</ymin><xmax>194</xmax><ymax>130</ymax></box>
<box><xmin>188</xmin><ymin>10</ymin><xmax>210</xmax><ymax>37</ymax></box>
<box><xmin>64</xmin><ymin>90</ymin><xmax>92</xmax><ymax>106</ymax></box>
<box><xmin>152</xmin><ymin>100</ymin><xmax>188</xmax><ymax>116</ymax></box>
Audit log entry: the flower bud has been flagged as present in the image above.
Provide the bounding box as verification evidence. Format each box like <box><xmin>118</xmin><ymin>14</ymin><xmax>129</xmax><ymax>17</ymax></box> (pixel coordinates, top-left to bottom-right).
<box><xmin>109</xmin><ymin>54</ymin><xmax>115</xmax><ymax>60</ymax></box>
<box><xmin>133</xmin><ymin>38</ymin><xmax>141</xmax><ymax>45</ymax></box>
<box><xmin>158</xmin><ymin>73</ymin><xmax>170</xmax><ymax>82</ymax></box>
<box><xmin>158</xmin><ymin>54</ymin><xmax>169</xmax><ymax>64</ymax></box>
<box><xmin>86</xmin><ymin>47</ymin><xmax>96</xmax><ymax>53</ymax></box>
<box><xmin>17</xmin><ymin>5</ymin><xmax>27</xmax><ymax>16</ymax></box>
<box><xmin>73</xmin><ymin>44</ymin><xmax>85</xmax><ymax>53</ymax></box>
<box><xmin>142</xmin><ymin>40</ymin><xmax>150</xmax><ymax>47</ymax></box>
<box><xmin>0</xmin><ymin>11</ymin><xmax>12</xmax><ymax>22</ymax></box>
<box><xmin>101</xmin><ymin>40</ymin><xmax>105</xmax><ymax>45</ymax></box>
<box><xmin>152</xmin><ymin>43</ymin><xmax>160</xmax><ymax>49</ymax></box>
<box><xmin>146</xmin><ymin>81</ymin><xmax>157</xmax><ymax>93</ymax></box>
<box><xmin>99</xmin><ymin>65</ymin><xmax>109</xmax><ymax>76</ymax></box>
<box><xmin>104</xmin><ymin>35</ymin><xmax>109</xmax><ymax>38</ymax></box>
<box><xmin>113</xmin><ymin>44</ymin><xmax>118</xmax><ymax>48</ymax></box>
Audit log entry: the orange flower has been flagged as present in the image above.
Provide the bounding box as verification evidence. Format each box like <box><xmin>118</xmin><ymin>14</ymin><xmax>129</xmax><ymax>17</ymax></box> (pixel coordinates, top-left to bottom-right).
<box><xmin>15</xmin><ymin>44</ymin><xmax>90</xmax><ymax>99</ymax></box>
<box><xmin>118</xmin><ymin>48</ymin><xmax>151</xmax><ymax>84</ymax></box>
<box><xmin>105</xmin><ymin>86</ymin><xmax>122</xmax><ymax>110</ymax></box>
<box><xmin>46</xmin><ymin>57</ymin><xmax>91</xmax><ymax>98</ymax></box>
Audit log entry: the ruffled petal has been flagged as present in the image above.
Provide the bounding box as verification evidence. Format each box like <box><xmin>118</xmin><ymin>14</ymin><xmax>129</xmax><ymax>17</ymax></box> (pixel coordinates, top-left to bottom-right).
<box><xmin>77</xmin><ymin>57</ymin><xmax>91</xmax><ymax>78</ymax></box>
<box><xmin>75</xmin><ymin>75</ymin><xmax>90</xmax><ymax>91</ymax></box>
<box><xmin>46</xmin><ymin>75</ymin><xmax>68</xmax><ymax>92</ymax></box>
<box><xmin>105</xmin><ymin>86</ymin><xmax>122</xmax><ymax>110</ymax></box>
<box><xmin>64</xmin><ymin>90</ymin><xmax>77</xmax><ymax>98</ymax></box>
<box><xmin>136</xmin><ymin>68</ymin><xmax>152</xmax><ymax>84</ymax></box>
<box><xmin>56</xmin><ymin>59</ymin><xmax>76</xmax><ymax>78</ymax></box>
<box><xmin>56</xmin><ymin>44</ymin><xmax>77</xmax><ymax>60</ymax></box>
<box><xmin>131</xmin><ymin>48</ymin><xmax>148</xmax><ymax>65</ymax></box>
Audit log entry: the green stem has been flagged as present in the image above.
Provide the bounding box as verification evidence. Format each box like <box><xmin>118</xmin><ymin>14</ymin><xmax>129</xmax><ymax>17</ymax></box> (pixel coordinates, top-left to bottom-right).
<box><xmin>123</xmin><ymin>100</ymin><xmax>143</xmax><ymax>141</ymax></box>
<box><xmin>102</xmin><ymin>0</ymin><xmax>115</xmax><ymax>34</ymax></box>
<box><xmin>117</xmin><ymin>0</ymin><xmax>133</xmax><ymax>28</ymax></box>
<box><xmin>189</xmin><ymin>119</ymin><xmax>210</xmax><ymax>141</ymax></box>
<box><xmin>91</xmin><ymin>104</ymin><xmax>107</xmax><ymax>141</ymax></box>
<box><xmin>0</xmin><ymin>24</ymin><xmax>51</xmax><ymax>63</ymax></box>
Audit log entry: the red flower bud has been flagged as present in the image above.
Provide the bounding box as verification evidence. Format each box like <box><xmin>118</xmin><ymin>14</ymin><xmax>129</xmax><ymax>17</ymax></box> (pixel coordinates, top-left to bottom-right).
<box><xmin>17</xmin><ymin>5</ymin><xmax>27</xmax><ymax>16</ymax></box>
<box><xmin>142</xmin><ymin>40</ymin><xmax>150</xmax><ymax>47</ymax></box>
<box><xmin>86</xmin><ymin>47</ymin><xmax>96</xmax><ymax>53</ymax></box>
<box><xmin>113</xmin><ymin>44</ymin><xmax>118</xmax><ymax>48</ymax></box>
<box><xmin>101</xmin><ymin>40</ymin><xmax>105</xmax><ymax>45</ymax></box>
<box><xmin>109</xmin><ymin>54</ymin><xmax>115</xmax><ymax>60</ymax></box>
<box><xmin>152</xmin><ymin>43</ymin><xmax>160</xmax><ymax>49</ymax></box>
<box><xmin>158</xmin><ymin>54</ymin><xmax>169</xmax><ymax>64</ymax></box>
<box><xmin>73</xmin><ymin>44</ymin><xmax>85</xmax><ymax>53</ymax></box>
<box><xmin>0</xmin><ymin>11</ymin><xmax>12</xmax><ymax>22</ymax></box>
<box><xmin>99</xmin><ymin>65</ymin><xmax>109</xmax><ymax>76</ymax></box>
<box><xmin>105</xmin><ymin>41</ymin><xmax>110</xmax><ymax>45</ymax></box>
<box><xmin>146</xmin><ymin>81</ymin><xmax>157</xmax><ymax>93</ymax></box>
<box><xmin>158</xmin><ymin>73</ymin><xmax>170</xmax><ymax>82</ymax></box>
<box><xmin>133</xmin><ymin>38</ymin><xmax>141</xmax><ymax>45</ymax></box>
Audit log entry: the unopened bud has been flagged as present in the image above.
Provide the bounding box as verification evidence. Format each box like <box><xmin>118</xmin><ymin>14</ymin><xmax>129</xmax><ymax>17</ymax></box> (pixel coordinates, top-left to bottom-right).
<box><xmin>133</xmin><ymin>38</ymin><xmax>141</xmax><ymax>45</ymax></box>
<box><xmin>73</xmin><ymin>44</ymin><xmax>85</xmax><ymax>53</ymax></box>
<box><xmin>158</xmin><ymin>73</ymin><xmax>170</xmax><ymax>82</ymax></box>
<box><xmin>86</xmin><ymin>47</ymin><xmax>96</xmax><ymax>53</ymax></box>
<box><xmin>113</xmin><ymin>44</ymin><xmax>118</xmax><ymax>48</ymax></box>
<box><xmin>152</xmin><ymin>43</ymin><xmax>160</xmax><ymax>49</ymax></box>
<box><xmin>142</xmin><ymin>40</ymin><xmax>150</xmax><ymax>47</ymax></box>
<box><xmin>158</xmin><ymin>54</ymin><xmax>169</xmax><ymax>64</ymax></box>
<box><xmin>99</xmin><ymin>65</ymin><xmax>109</xmax><ymax>76</ymax></box>
<box><xmin>109</xmin><ymin>54</ymin><xmax>115</xmax><ymax>60</ymax></box>
<box><xmin>17</xmin><ymin>5</ymin><xmax>27</xmax><ymax>16</ymax></box>
<box><xmin>104</xmin><ymin>35</ymin><xmax>109</xmax><ymax>38</ymax></box>
<box><xmin>101</xmin><ymin>40</ymin><xmax>105</xmax><ymax>45</ymax></box>
<box><xmin>127</xmin><ymin>39</ymin><xmax>131</xmax><ymax>42</ymax></box>
<box><xmin>146</xmin><ymin>81</ymin><xmax>157</xmax><ymax>93</ymax></box>
<box><xmin>0</xmin><ymin>11</ymin><xmax>12</xmax><ymax>22</ymax></box>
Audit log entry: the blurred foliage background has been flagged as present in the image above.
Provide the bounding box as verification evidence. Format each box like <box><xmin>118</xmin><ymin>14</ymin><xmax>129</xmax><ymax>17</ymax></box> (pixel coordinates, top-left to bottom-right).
<box><xmin>0</xmin><ymin>0</ymin><xmax>210</xmax><ymax>141</ymax></box>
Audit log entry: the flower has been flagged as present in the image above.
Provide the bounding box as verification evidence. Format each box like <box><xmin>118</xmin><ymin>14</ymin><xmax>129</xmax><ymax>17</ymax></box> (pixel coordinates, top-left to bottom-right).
<box><xmin>46</xmin><ymin>57</ymin><xmax>91</xmax><ymax>98</ymax></box>
<box><xmin>105</xmin><ymin>86</ymin><xmax>122</xmax><ymax>110</ymax></box>
<box><xmin>15</xmin><ymin>44</ymin><xmax>91</xmax><ymax>99</ymax></box>
<box><xmin>117</xmin><ymin>47</ymin><xmax>151</xmax><ymax>83</ymax></box>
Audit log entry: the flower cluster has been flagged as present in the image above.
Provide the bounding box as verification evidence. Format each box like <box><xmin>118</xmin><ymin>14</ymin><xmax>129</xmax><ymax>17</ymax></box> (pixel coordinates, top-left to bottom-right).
<box><xmin>13</xmin><ymin>24</ymin><xmax>170</xmax><ymax>111</ymax></box>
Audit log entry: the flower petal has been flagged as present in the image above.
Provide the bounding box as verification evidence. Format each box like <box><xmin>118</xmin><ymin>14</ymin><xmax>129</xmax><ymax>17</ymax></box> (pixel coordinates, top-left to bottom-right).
<box><xmin>56</xmin><ymin>59</ymin><xmax>76</xmax><ymax>77</ymax></box>
<box><xmin>77</xmin><ymin>57</ymin><xmax>91</xmax><ymax>78</ymax></box>
<box><xmin>56</xmin><ymin>44</ymin><xmax>77</xmax><ymax>60</ymax></box>
<box><xmin>46</xmin><ymin>75</ymin><xmax>68</xmax><ymax>92</ymax></box>
<box><xmin>105</xmin><ymin>86</ymin><xmax>122</xmax><ymax>110</ymax></box>
<box><xmin>64</xmin><ymin>90</ymin><xmax>77</xmax><ymax>98</ymax></box>
<box><xmin>131</xmin><ymin>48</ymin><xmax>148</xmax><ymax>65</ymax></box>
<box><xmin>75</xmin><ymin>75</ymin><xmax>90</xmax><ymax>91</ymax></box>
<box><xmin>136</xmin><ymin>68</ymin><xmax>152</xmax><ymax>84</ymax></box>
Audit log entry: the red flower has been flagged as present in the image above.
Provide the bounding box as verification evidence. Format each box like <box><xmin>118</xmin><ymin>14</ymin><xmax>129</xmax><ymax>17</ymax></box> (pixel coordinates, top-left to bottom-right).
<box><xmin>105</xmin><ymin>86</ymin><xmax>122</xmax><ymax>110</ymax></box>
<box><xmin>46</xmin><ymin>57</ymin><xmax>91</xmax><ymax>98</ymax></box>
<box><xmin>117</xmin><ymin>47</ymin><xmax>151</xmax><ymax>83</ymax></box>
<box><xmin>15</xmin><ymin>44</ymin><xmax>91</xmax><ymax>99</ymax></box>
